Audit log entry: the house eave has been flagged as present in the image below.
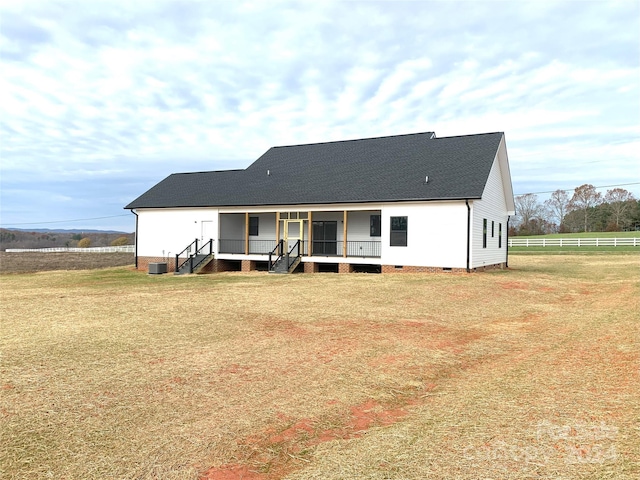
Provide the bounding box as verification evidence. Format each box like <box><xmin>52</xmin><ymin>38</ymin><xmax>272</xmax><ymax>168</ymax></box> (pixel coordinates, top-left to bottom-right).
<box><xmin>125</xmin><ymin>196</ymin><xmax>483</xmax><ymax>210</ymax></box>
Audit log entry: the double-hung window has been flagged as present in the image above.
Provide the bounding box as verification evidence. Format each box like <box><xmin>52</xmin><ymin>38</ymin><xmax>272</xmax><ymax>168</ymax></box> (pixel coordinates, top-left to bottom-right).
<box><xmin>390</xmin><ymin>216</ymin><xmax>408</xmax><ymax>247</ymax></box>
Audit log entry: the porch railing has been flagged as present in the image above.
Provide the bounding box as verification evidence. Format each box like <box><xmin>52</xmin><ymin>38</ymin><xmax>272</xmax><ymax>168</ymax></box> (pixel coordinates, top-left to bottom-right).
<box><xmin>268</xmin><ymin>240</ymin><xmax>283</xmax><ymax>270</ymax></box>
<box><xmin>218</xmin><ymin>239</ymin><xmax>277</xmax><ymax>254</ymax></box>
<box><xmin>219</xmin><ymin>239</ymin><xmax>381</xmax><ymax>258</ymax></box>
<box><xmin>286</xmin><ymin>240</ymin><xmax>302</xmax><ymax>270</ymax></box>
<box><xmin>312</xmin><ymin>240</ymin><xmax>381</xmax><ymax>258</ymax></box>
<box><xmin>345</xmin><ymin>240</ymin><xmax>381</xmax><ymax>257</ymax></box>
<box><xmin>267</xmin><ymin>239</ymin><xmax>303</xmax><ymax>272</ymax></box>
<box><xmin>176</xmin><ymin>238</ymin><xmax>198</xmax><ymax>270</ymax></box>
<box><xmin>176</xmin><ymin>239</ymin><xmax>214</xmax><ymax>274</ymax></box>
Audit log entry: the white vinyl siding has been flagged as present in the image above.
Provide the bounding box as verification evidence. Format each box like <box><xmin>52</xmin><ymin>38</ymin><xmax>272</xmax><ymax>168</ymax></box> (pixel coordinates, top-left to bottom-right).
<box><xmin>250</xmin><ymin>213</ymin><xmax>277</xmax><ymax>241</ymax></box>
<box><xmin>381</xmin><ymin>202</ymin><xmax>468</xmax><ymax>268</ymax></box>
<box><xmin>219</xmin><ymin>213</ymin><xmax>244</xmax><ymax>241</ymax></box>
<box><xmin>346</xmin><ymin>210</ymin><xmax>378</xmax><ymax>242</ymax></box>
<box><xmin>218</xmin><ymin>212</ymin><xmax>278</xmax><ymax>253</ymax></box>
<box><xmin>135</xmin><ymin>208</ymin><xmax>218</xmax><ymax>257</ymax></box>
<box><xmin>470</xmin><ymin>156</ymin><xmax>509</xmax><ymax>268</ymax></box>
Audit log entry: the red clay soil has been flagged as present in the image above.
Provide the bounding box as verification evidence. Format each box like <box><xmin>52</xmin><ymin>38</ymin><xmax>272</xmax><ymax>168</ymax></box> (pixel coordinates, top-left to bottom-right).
<box><xmin>200</xmin><ymin>319</ymin><xmax>479</xmax><ymax>479</ymax></box>
<box><xmin>497</xmin><ymin>281</ymin><xmax>529</xmax><ymax>290</ymax></box>
<box><xmin>200</xmin><ymin>394</ymin><xmax>433</xmax><ymax>480</ymax></box>
<box><xmin>201</xmin><ymin>464</ymin><xmax>266</xmax><ymax>480</ymax></box>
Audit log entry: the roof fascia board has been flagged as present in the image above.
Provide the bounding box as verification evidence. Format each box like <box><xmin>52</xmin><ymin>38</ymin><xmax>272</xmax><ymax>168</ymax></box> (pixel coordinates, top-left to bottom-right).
<box><xmin>131</xmin><ymin>196</ymin><xmax>483</xmax><ymax>211</ymax></box>
<box><xmin>497</xmin><ymin>134</ymin><xmax>516</xmax><ymax>214</ymax></box>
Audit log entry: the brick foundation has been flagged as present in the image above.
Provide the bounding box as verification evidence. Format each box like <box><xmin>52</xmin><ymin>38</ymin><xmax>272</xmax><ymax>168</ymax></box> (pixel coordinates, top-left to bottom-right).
<box><xmin>136</xmin><ymin>256</ymin><xmax>507</xmax><ymax>275</ymax></box>
<box><xmin>136</xmin><ymin>256</ymin><xmax>178</xmax><ymax>273</ymax></box>
<box><xmin>381</xmin><ymin>265</ymin><xmax>466</xmax><ymax>274</ymax></box>
<box><xmin>472</xmin><ymin>262</ymin><xmax>507</xmax><ymax>272</ymax></box>
<box><xmin>241</xmin><ymin>260</ymin><xmax>256</xmax><ymax>272</ymax></box>
<box><xmin>381</xmin><ymin>262</ymin><xmax>507</xmax><ymax>273</ymax></box>
<box><xmin>338</xmin><ymin>263</ymin><xmax>354</xmax><ymax>274</ymax></box>
<box><xmin>211</xmin><ymin>259</ymin><xmax>241</xmax><ymax>272</ymax></box>
<box><xmin>199</xmin><ymin>259</ymin><xmax>217</xmax><ymax>273</ymax></box>
<box><xmin>136</xmin><ymin>256</ymin><xmax>243</xmax><ymax>273</ymax></box>
<box><xmin>304</xmin><ymin>262</ymin><xmax>319</xmax><ymax>273</ymax></box>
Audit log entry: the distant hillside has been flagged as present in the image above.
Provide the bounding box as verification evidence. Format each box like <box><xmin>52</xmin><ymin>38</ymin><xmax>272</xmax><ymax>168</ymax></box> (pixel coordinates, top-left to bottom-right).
<box><xmin>0</xmin><ymin>229</ymin><xmax>134</xmax><ymax>251</ymax></box>
<box><xmin>8</xmin><ymin>228</ymin><xmax>130</xmax><ymax>234</ymax></box>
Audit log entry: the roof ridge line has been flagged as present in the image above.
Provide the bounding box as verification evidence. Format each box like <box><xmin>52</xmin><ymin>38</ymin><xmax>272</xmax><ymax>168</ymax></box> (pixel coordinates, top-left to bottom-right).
<box><xmin>272</xmin><ymin>131</ymin><xmax>436</xmax><ymax>149</ymax></box>
<box><xmin>434</xmin><ymin>132</ymin><xmax>504</xmax><ymax>140</ymax></box>
<box><xmin>170</xmin><ymin>168</ymin><xmax>246</xmax><ymax>176</ymax></box>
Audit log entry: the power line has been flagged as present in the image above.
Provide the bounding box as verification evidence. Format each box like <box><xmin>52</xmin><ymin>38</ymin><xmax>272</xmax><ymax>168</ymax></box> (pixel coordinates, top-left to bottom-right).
<box><xmin>1</xmin><ymin>214</ymin><xmax>132</xmax><ymax>228</ymax></box>
<box><xmin>515</xmin><ymin>182</ymin><xmax>640</xmax><ymax>196</ymax></box>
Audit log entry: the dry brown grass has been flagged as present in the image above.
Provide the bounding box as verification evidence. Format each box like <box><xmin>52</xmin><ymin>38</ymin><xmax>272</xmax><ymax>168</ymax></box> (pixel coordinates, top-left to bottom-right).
<box><xmin>1</xmin><ymin>254</ymin><xmax>638</xmax><ymax>479</ymax></box>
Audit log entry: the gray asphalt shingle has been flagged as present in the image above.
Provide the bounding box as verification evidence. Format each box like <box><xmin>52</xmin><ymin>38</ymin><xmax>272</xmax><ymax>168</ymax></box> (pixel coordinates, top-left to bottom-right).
<box><xmin>125</xmin><ymin>131</ymin><xmax>504</xmax><ymax>209</ymax></box>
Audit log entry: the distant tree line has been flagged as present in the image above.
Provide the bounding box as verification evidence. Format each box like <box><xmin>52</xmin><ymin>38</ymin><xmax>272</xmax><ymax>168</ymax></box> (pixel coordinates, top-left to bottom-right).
<box><xmin>511</xmin><ymin>184</ymin><xmax>639</xmax><ymax>235</ymax></box>
<box><xmin>0</xmin><ymin>230</ymin><xmax>134</xmax><ymax>251</ymax></box>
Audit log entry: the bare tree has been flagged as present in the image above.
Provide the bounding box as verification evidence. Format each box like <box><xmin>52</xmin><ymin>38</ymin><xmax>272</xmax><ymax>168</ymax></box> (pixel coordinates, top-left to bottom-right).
<box><xmin>604</xmin><ymin>188</ymin><xmax>636</xmax><ymax>230</ymax></box>
<box><xmin>569</xmin><ymin>184</ymin><xmax>602</xmax><ymax>232</ymax></box>
<box><xmin>514</xmin><ymin>193</ymin><xmax>543</xmax><ymax>234</ymax></box>
<box><xmin>544</xmin><ymin>189</ymin><xmax>571</xmax><ymax>232</ymax></box>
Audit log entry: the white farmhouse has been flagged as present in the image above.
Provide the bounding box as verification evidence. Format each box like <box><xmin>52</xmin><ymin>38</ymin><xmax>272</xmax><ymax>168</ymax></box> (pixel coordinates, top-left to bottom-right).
<box><xmin>125</xmin><ymin>131</ymin><xmax>515</xmax><ymax>274</ymax></box>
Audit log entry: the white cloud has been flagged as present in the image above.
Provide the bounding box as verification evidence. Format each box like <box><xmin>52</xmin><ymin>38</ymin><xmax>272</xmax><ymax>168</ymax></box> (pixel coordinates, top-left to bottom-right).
<box><xmin>1</xmin><ymin>0</ymin><xmax>639</xmax><ymax>229</ymax></box>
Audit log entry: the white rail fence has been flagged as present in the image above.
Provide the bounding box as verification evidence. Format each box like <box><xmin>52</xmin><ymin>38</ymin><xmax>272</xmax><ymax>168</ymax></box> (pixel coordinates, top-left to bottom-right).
<box><xmin>6</xmin><ymin>240</ymin><xmax>637</xmax><ymax>251</ymax></box>
<box><xmin>5</xmin><ymin>245</ymin><xmax>135</xmax><ymax>253</ymax></box>
<box><xmin>509</xmin><ymin>238</ymin><xmax>639</xmax><ymax>247</ymax></box>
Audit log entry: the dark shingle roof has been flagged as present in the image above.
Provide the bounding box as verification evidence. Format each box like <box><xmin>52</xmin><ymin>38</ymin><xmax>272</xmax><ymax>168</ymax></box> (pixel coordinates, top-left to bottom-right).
<box><xmin>125</xmin><ymin>131</ymin><xmax>504</xmax><ymax>209</ymax></box>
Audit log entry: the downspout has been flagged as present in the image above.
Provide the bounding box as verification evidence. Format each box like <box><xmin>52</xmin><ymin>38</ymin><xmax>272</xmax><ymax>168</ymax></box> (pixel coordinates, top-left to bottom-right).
<box><xmin>506</xmin><ymin>215</ymin><xmax>510</xmax><ymax>268</ymax></box>
<box><xmin>131</xmin><ymin>210</ymin><xmax>139</xmax><ymax>270</ymax></box>
<box><xmin>465</xmin><ymin>199</ymin><xmax>471</xmax><ymax>273</ymax></box>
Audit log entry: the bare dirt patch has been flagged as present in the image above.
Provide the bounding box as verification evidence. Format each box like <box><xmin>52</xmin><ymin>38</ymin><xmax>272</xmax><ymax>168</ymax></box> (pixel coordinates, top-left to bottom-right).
<box><xmin>0</xmin><ymin>251</ymin><xmax>134</xmax><ymax>273</ymax></box>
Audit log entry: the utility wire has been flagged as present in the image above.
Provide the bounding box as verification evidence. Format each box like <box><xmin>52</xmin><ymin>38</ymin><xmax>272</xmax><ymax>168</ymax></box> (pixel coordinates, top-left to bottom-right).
<box><xmin>1</xmin><ymin>214</ymin><xmax>132</xmax><ymax>228</ymax></box>
<box><xmin>514</xmin><ymin>182</ymin><xmax>640</xmax><ymax>196</ymax></box>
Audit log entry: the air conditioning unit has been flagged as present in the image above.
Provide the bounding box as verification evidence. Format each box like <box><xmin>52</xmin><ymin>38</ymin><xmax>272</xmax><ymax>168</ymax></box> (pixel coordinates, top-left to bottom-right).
<box><xmin>148</xmin><ymin>262</ymin><xmax>168</xmax><ymax>274</ymax></box>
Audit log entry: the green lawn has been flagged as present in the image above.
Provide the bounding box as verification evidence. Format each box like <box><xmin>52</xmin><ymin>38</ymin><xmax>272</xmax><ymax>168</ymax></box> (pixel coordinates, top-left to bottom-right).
<box><xmin>512</xmin><ymin>231</ymin><xmax>640</xmax><ymax>239</ymax></box>
<box><xmin>509</xmin><ymin>232</ymin><xmax>640</xmax><ymax>254</ymax></box>
<box><xmin>510</xmin><ymin>246</ymin><xmax>639</xmax><ymax>254</ymax></box>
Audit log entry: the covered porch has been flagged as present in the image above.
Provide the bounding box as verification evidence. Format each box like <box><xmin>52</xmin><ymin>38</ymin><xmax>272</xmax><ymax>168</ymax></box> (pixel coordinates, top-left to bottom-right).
<box><xmin>217</xmin><ymin>209</ymin><xmax>382</xmax><ymax>261</ymax></box>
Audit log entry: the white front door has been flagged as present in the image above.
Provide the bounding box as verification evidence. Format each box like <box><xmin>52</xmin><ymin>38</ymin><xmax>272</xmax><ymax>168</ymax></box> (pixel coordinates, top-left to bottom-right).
<box><xmin>201</xmin><ymin>221</ymin><xmax>214</xmax><ymax>243</ymax></box>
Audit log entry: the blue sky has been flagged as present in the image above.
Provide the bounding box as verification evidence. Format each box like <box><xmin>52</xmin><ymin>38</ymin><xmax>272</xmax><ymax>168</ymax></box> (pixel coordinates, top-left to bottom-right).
<box><xmin>1</xmin><ymin>0</ymin><xmax>638</xmax><ymax>232</ymax></box>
